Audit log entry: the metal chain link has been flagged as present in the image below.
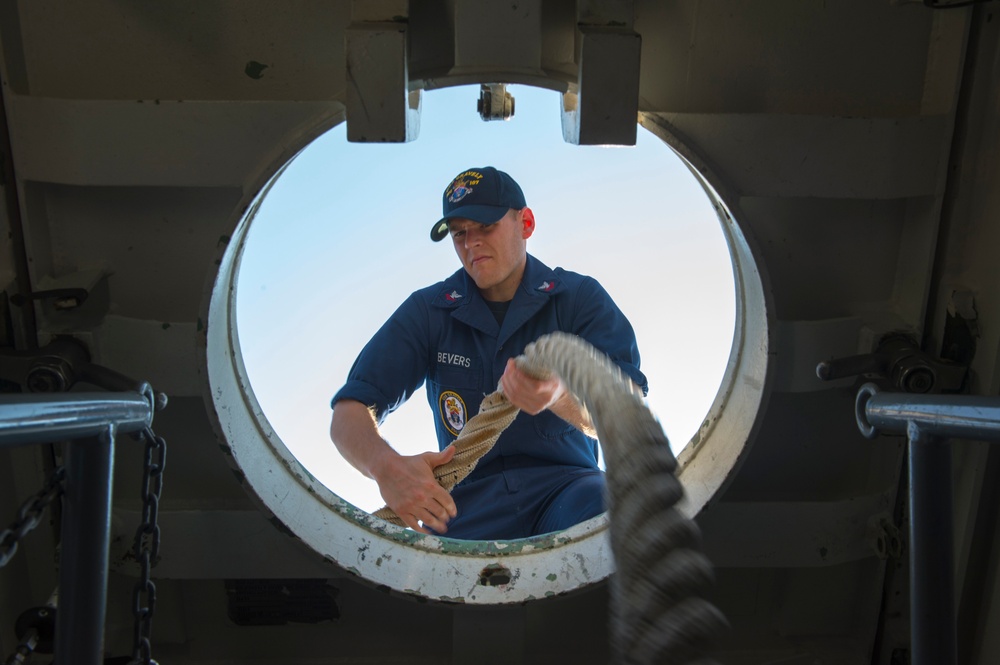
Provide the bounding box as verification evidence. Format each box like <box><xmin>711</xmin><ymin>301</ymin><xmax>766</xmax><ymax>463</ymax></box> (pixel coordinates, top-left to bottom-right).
<box><xmin>3</xmin><ymin>628</ymin><xmax>38</xmax><ymax>665</ymax></box>
<box><xmin>0</xmin><ymin>467</ymin><xmax>65</xmax><ymax>569</ymax></box>
<box><xmin>127</xmin><ymin>425</ymin><xmax>165</xmax><ymax>665</ymax></box>
<box><xmin>3</xmin><ymin>634</ymin><xmax>37</xmax><ymax>665</ymax></box>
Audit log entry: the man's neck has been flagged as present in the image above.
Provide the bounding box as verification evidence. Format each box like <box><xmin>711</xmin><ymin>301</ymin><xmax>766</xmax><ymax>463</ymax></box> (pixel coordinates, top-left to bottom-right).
<box><xmin>478</xmin><ymin>256</ymin><xmax>527</xmax><ymax>302</ymax></box>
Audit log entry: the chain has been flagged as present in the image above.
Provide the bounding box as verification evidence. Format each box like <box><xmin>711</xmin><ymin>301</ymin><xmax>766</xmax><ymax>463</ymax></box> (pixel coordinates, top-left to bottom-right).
<box><xmin>3</xmin><ymin>632</ymin><xmax>37</xmax><ymax>665</ymax></box>
<box><xmin>126</xmin><ymin>425</ymin><xmax>165</xmax><ymax>665</ymax></box>
<box><xmin>0</xmin><ymin>467</ymin><xmax>65</xmax><ymax>569</ymax></box>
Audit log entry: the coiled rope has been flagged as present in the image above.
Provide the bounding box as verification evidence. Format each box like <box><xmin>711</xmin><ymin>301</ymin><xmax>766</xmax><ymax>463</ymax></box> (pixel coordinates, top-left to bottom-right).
<box><xmin>375</xmin><ymin>331</ymin><xmax>726</xmax><ymax>664</ymax></box>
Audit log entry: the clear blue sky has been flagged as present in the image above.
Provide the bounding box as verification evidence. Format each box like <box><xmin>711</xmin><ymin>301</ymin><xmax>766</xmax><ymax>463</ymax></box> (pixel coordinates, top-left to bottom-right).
<box><xmin>236</xmin><ymin>84</ymin><xmax>735</xmax><ymax>513</ymax></box>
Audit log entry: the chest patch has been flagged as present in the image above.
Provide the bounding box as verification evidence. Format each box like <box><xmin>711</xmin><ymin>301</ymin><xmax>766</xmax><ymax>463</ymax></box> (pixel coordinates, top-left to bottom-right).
<box><xmin>439</xmin><ymin>391</ymin><xmax>467</xmax><ymax>436</ymax></box>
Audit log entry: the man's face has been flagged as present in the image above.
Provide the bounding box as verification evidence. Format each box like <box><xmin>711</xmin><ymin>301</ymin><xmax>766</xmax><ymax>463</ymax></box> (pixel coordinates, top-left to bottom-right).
<box><xmin>449</xmin><ymin>208</ymin><xmax>533</xmax><ymax>302</ymax></box>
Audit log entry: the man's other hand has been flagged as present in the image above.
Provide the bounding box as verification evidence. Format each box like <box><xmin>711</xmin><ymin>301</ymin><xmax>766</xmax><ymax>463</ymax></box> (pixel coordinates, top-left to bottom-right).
<box><xmin>373</xmin><ymin>445</ymin><xmax>458</xmax><ymax>534</ymax></box>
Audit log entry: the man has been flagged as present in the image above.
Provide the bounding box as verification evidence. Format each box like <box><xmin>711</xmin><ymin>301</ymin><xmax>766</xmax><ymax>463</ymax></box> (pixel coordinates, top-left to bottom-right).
<box><xmin>329</xmin><ymin>166</ymin><xmax>646</xmax><ymax>540</ymax></box>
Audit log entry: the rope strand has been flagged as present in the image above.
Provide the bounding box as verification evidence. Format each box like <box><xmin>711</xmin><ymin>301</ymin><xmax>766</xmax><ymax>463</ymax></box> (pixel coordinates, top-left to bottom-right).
<box><xmin>374</xmin><ymin>332</ymin><xmax>726</xmax><ymax>663</ymax></box>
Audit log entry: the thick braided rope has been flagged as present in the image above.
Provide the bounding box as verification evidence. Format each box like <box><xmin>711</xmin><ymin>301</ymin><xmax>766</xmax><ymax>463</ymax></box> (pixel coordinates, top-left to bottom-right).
<box><xmin>373</xmin><ymin>332</ymin><xmax>726</xmax><ymax>663</ymax></box>
<box><xmin>520</xmin><ymin>332</ymin><xmax>726</xmax><ymax>664</ymax></box>
<box><xmin>373</xmin><ymin>391</ymin><xmax>518</xmax><ymax>525</ymax></box>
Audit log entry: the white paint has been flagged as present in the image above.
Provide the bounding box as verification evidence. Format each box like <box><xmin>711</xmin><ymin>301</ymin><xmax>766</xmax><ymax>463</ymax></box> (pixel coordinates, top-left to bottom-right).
<box><xmin>203</xmin><ymin>101</ymin><xmax>771</xmax><ymax>604</ymax></box>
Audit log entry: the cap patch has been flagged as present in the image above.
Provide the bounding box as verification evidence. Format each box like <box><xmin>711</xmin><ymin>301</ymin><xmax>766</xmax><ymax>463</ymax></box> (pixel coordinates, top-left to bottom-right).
<box><xmin>439</xmin><ymin>391</ymin><xmax>467</xmax><ymax>436</ymax></box>
<box><xmin>446</xmin><ymin>171</ymin><xmax>484</xmax><ymax>204</ymax></box>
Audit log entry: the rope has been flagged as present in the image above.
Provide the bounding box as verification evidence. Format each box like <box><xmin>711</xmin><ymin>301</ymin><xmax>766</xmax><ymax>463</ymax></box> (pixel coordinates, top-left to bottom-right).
<box><xmin>372</xmin><ymin>391</ymin><xmax>518</xmax><ymax>525</ymax></box>
<box><xmin>375</xmin><ymin>331</ymin><xmax>726</xmax><ymax>663</ymax></box>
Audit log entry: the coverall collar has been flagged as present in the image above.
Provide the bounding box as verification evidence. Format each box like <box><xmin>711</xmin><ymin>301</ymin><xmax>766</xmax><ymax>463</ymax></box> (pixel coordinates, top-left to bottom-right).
<box><xmin>431</xmin><ymin>254</ymin><xmax>566</xmax><ymax>345</ymax></box>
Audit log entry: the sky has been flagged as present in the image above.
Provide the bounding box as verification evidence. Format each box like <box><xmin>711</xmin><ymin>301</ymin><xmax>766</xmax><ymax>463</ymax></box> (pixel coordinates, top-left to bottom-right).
<box><xmin>235</xmin><ymin>84</ymin><xmax>735</xmax><ymax>514</ymax></box>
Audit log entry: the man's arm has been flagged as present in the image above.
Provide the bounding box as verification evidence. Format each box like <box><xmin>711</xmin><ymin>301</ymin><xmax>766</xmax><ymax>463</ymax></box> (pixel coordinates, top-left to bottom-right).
<box><xmin>330</xmin><ymin>399</ymin><xmax>457</xmax><ymax>534</ymax></box>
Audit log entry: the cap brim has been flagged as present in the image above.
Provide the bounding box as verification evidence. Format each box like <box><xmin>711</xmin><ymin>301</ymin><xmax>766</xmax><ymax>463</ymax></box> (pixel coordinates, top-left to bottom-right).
<box><xmin>429</xmin><ymin>205</ymin><xmax>509</xmax><ymax>242</ymax></box>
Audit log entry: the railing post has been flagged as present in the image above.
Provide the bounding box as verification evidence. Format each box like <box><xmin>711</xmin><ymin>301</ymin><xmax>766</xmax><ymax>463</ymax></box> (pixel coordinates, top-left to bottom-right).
<box><xmin>907</xmin><ymin>423</ymin><xmax>956</xmax><ymax>665</ymax></box>
<box><xmin>854</xmin><ymin>383</ymin><xmax>1000</xmax><ymax>665</ymax></box>
<box><xmin>54</xmin><ymin>426</ymin><xmax>116</xmax><ymax>665</ymax></box>
<box><xmin>0</xmin><ymin>389</ymin><xmax>158</xmax><ymax>662</ymax></box>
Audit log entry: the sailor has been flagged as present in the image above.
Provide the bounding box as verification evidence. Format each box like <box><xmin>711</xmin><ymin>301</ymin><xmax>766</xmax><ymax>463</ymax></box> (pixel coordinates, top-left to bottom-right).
<box><xmin>329</xmin><ymin>166</ymin><xmax>647</xmax><ymax>540</ymax></box>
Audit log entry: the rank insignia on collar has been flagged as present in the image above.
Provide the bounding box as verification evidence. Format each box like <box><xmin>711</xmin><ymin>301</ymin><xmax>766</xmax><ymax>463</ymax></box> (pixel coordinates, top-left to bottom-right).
<box><xmin>445</xmin><ymin>289</ymin><xmax>463</xmax><ymax>302</ymax></box>
<box><xmin>537</xmin><ymin>280</ymin><xmax>556</xmax><ymax>292</ymax></box>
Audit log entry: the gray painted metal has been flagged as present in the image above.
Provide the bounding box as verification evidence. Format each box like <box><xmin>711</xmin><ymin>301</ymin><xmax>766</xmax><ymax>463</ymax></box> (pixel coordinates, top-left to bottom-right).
<box><xmin>55</xmin><ymin>433</ymin><xmax>115</xmax><ymax>665</ymax></box>
<box><xmin>0</xmin><ymin>391</ymin><xmax>152</xmax><ymax>448</ymax></box>
<box><xmin>856</xmin><ymin>383</ymin><xmax>1000</xmax><ymax>442</ymax></box>
<box><xmin>909</xmin><ymin>427</ymin><xmax>957</xmax><ymax>665</ymax></box>
<box><xmin>856</xmin><ymin>384</ymin><xmax>1000</xmax><ymax>665</ymax></box>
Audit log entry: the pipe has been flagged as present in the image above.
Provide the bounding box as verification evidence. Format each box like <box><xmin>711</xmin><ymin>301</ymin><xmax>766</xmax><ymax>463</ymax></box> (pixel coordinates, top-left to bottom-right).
<box><xmin>855</xmin><ymin>383</ymin><xmax>1000</xmax><ymax>442</ymax></box>
<box><xmin>908</xmin><ymin>424</ymin><xmax>957</xmax><ymax>665</ymax></box>
<box><xmin>854</xmin><ymin>383</ymin><xmax>1000</xmax><ymax>665</ymax></box>
<box><xmin>0</xmin><ymin>390</ymin><xmax>152</xmax><ymax>448</ymax></box>
<box><xmin>54</xmin><ymin>427</ymin><xmax>115</xmax><ymax>665</ymax></box>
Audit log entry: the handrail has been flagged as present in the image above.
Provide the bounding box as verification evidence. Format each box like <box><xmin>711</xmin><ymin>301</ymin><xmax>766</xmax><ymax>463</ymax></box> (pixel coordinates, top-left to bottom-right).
<box><xmin>855</xmin><ymin>383</ymin><xmax>1000</xmax><ymax>665</ymax></box>
<box><xmin>856</xmin><ymin>383</ymin><xmax>1000</xmax><ymax>442</ymax></box>
<box><xmin>0</xmin><ymin>388</ymin><xmax>156</xmax><ymax>665</ymax></box>
<box><xmin>0</xmin><ymin>388</ymin><xmax>153</xmax><ymax>447</ymax></box>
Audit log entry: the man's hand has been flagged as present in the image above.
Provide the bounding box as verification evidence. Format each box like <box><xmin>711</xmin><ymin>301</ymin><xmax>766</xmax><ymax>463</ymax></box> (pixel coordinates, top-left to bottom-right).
<box><xmin>330</xmin><ymin>400</ymin><xmax>459</xmax><ymax>534</ymax></box>
<box><xmin>499</xmin><ymin>358</ymin><xmax>567</xmax><ymax>415</ymax></box>
<box><xmin>499</xmin><ymin>358</ymin><xmax>596</xmax><ymax>436</ymax></box>
<box><xmin>372</xmin><ymin>445</ymin><xmax>458</xmax><ymax>534</ymax></box>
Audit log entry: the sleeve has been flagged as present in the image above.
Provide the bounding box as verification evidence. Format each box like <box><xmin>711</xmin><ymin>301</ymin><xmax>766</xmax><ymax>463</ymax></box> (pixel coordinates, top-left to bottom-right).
<box><xmin>330</xmin><ymin>292</ymin><xmax>432</xmax><ymax>424</ymax></box>
<box><xmin>567</xmin><ymin>275</ymin><xmax>649</xmax><ymax>396</ymax></box>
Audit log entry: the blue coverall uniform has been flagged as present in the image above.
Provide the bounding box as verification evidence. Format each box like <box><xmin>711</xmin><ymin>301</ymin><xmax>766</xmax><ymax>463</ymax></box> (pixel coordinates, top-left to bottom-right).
<box><xmin>331</xmin><ymin>254</ymin><xmax>647</xmax><ymax>540</ymax></box>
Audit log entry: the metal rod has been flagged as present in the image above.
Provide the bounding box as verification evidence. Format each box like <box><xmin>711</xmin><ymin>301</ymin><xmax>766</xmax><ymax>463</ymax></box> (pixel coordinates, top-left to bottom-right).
<box><xmin>908</xmin><ymin>423</ymin><xmax>957</xmax><ymax>665</ymax></box>
<box><xmin>854</xmin><ymin>384</ymin><xmax>989</xmax><ymax>665</ymax></box>
<box><xmin>855</xmin><ymin>382</ymin><xmax>1000</xmax><ymax>441</ymax></box>
<box><xmin>0</xmin><ymin>391</ymin><xmax>152</xmax><ymax>448</ymax></box>
<box><xmin>54</xmin><ymin>426</ymin><xmax>115</xmax><ymax>665</ymax></box>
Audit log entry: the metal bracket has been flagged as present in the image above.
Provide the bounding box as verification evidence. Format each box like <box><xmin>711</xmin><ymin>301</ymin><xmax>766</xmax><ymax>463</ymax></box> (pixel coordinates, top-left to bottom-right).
<box><xmin>868</xmin><ymin>513</ymin><xmax>904</xmax><ymax>560</ymax></box>
<box><xmin>817</xmin><ymin>333</ymin><xmax>967</xmax><ymax>393</ymax></box>
<box><xmin>9</xmin><ymin>289</ymin><xmax>89</xmax><ymax>311</ymax></box>
<box><xmin>477</xmin><ymin>84</ymin><xmax>514</xmax><ymax>122</ymax></box>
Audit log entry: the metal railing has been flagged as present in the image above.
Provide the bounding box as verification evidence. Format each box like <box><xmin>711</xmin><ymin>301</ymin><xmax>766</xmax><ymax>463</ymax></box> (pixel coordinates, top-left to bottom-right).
<box><xmin>856</xmin><ymin>383</ymin><xmax>1000</xmax><ymax>665</ymax></box>
<box><xmin>0</xmin><ymin>388</ymin><xmax>156</xmax><ymax>665</ymax></box>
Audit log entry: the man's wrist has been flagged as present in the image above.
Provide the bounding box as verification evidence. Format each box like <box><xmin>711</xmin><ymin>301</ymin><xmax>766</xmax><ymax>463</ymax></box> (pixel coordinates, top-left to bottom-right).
<box><xmin>367</xmin><ymin>445</ymin><xmax>399</xmax><ymax>483</ymax></box>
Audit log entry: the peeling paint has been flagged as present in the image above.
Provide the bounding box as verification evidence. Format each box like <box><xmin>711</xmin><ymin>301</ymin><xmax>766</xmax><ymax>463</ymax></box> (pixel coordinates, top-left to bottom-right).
<box><xmin>574</xmin><ymin>553</ymin><xmax>591</xmax><ymax>579</ymax></box>
<box><xmin>478</xmin><ymin>563</ymin><xmax>513</xmax><ymax>587</ymax></box>
<box><xmin>244</xmin><ymin>61</ymin><xmax>268</xmax><ymax>79</ymax></box>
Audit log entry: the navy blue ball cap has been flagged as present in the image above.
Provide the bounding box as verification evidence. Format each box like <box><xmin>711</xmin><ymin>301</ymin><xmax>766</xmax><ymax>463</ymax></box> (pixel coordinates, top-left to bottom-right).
<box><xmin>430</xmin><ymin>166</ymin><xmax>527</xmax><ymax>242</ymax></box>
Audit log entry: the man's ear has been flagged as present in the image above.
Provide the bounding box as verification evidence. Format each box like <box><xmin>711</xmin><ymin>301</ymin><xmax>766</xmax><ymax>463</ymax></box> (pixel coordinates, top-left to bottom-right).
<box><xmin>521</xmin><ymin>207</ymin><xmax>536</xmax><ymax>239</ymax></box>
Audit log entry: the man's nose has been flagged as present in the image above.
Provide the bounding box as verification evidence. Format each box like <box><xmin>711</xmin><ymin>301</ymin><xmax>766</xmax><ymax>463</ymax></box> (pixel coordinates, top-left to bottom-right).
<box><xmin>464</xmin><ymin>227</ymin><xmax>483</xmax><ymax>246</ymax></box>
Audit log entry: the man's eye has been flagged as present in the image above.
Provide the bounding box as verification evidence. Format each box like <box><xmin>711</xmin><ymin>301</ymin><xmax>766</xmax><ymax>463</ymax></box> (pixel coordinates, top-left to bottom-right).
<box><xmin>452</xmin><ymin>230</ymin><xmax>465</xmax><ymax>239</ymax></box>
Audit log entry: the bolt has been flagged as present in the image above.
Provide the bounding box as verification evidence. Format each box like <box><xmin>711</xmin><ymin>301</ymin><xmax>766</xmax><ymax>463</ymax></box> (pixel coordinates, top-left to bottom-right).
<box><xmin>903</xmin><ymin>367</ymin><xmax>934</xmax><ymax>394</ymax></box>
<box><xmin>26</xmin><ymin>367</ymin><xmax>66</xmax><ymax>393</ymax></box>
